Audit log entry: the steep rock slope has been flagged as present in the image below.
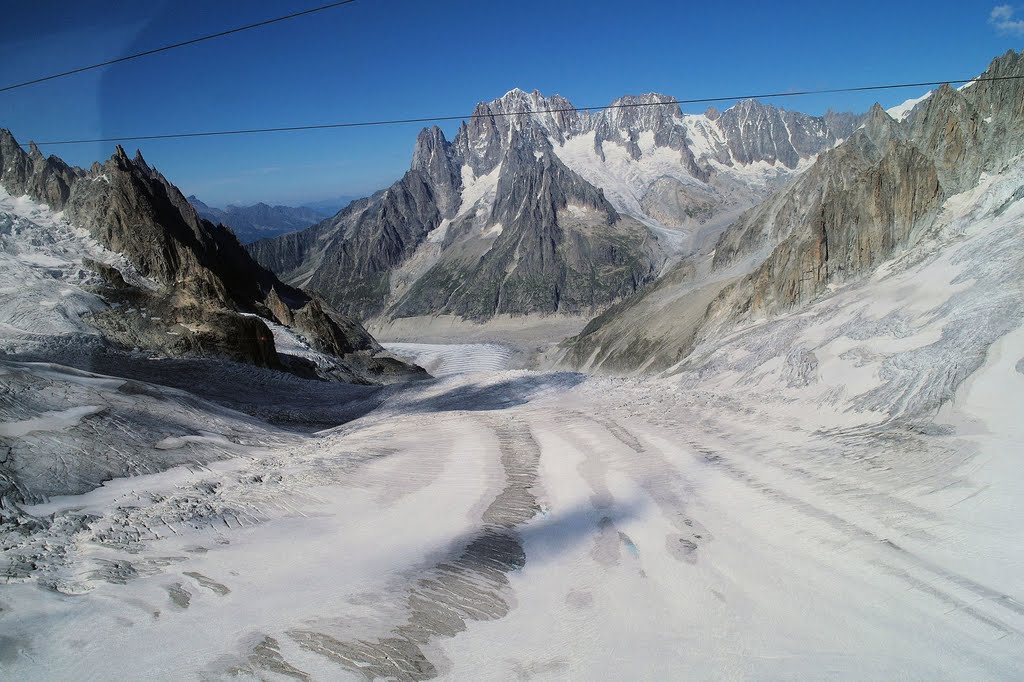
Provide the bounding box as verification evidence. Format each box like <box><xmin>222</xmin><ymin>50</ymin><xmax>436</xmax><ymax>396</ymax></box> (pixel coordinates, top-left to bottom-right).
<box><xmin>0</xmin><ymin>132</ymin><xmax>423</xmax><ymax>384</ymax></box>
<box><xmin>188</xmin><ymin>195</ymin><xmax>328</xmax><ymax>243</ymax></box>
<box><xmin>558</xmin><ymin>51</ymin><xmax>1024</xmax><ymax>374</ymax></box>
<box><xmin>249</xmin><ymin>90</ymin><xmax>860</xmax><ymax>320</ymax></box>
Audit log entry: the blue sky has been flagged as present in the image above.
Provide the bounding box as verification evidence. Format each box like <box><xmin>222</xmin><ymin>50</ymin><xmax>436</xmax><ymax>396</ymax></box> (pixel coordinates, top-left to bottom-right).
<box><xmin>0</xmin><ymin>1</ymin><xmax>1020</xmax><ymax>206</ymax></box>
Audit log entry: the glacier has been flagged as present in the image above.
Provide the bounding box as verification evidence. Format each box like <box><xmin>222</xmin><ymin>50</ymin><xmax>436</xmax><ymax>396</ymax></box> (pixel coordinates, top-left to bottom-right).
<box><xmin>1</xmin><ymin>159</ymin><xmax>1023</xmax><ymax>678</ymax></box>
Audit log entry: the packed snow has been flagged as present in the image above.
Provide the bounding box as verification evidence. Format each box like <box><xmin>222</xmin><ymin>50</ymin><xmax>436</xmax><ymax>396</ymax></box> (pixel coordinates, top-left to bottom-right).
<box><xmin>3</xmin><ymin>339</ymin><xmax>1023</xmax><ymax>678</ymax></box>
<box><xmin>384</xmin><ymin>342</ymin><xmax>515</xmax><ymax>376</ymax></box>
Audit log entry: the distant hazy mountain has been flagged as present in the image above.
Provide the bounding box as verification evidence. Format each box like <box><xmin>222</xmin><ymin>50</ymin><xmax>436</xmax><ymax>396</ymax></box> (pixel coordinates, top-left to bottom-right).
<box><xmin>248</xmin><ymin>89</ymin><xmax>861</xmax><ymax>321</ymax></box>
<box><xmin>301</xmin><ymin>195</ymin><xmax>357</xmax><ymax>215</ymax></box>
<box><xmin>188</xmin><ymin>196</ymin><xmax>334</xmax><ymax>244</ymax></box>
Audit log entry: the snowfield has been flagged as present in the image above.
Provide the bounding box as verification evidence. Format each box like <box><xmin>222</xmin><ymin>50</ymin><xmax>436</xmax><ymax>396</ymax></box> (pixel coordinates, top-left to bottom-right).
<box><xmin>2</xmin><ymin>354</ymin><xmax>1023</xmax><ymax>679</ymax></box>
<box><xmin>2</xmin><ymin>157</ymin><xmax>1024</xmax><ymax>679</ymax></box>
<box><xmin>383</xmin><ymin>342</ymin><xmax>515</xmax><ymax>376</ymax></box>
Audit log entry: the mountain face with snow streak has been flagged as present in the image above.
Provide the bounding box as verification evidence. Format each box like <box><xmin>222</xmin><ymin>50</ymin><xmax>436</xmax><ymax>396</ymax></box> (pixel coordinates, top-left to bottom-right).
<box><xmin>248</xmin><ymin>90</ymin><xmax>861</xmax><ymax>320</ymax></box>
<box><xmin>558</xmin><ymin>51</ymin><xmax>1024</xmax><ymax>375</ymax></box>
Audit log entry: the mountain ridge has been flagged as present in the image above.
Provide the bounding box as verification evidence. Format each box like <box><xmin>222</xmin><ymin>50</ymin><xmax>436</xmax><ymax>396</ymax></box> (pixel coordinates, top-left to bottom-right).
<box><xmin>0</xmin><ymin>131</ymin><xmax>425</xmax><ymax>384</ymax></box>
<box><xmin>248</xmin><ymin>90</ymin><xmax>862</xmax><ymax>321</ymax></box>
<box><xmin>188</xmin><ymin>195</ymin><xmax>334</xmax><ymax>244</ymax></box>
<box><xmin>556</xmin><ymin>50</ymin><xmax>1024</xmax><ymax>375</ymax></box>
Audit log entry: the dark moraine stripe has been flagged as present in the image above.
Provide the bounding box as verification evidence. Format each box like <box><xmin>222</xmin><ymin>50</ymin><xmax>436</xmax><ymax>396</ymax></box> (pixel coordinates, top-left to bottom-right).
<box><xmin>286</xmin><ymin>415</ymin><xmax>542</xmax><ymax>681</ymax></box>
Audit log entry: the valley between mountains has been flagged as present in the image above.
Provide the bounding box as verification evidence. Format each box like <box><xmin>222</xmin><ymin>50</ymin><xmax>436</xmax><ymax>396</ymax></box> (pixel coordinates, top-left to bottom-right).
<box><xmin>1</xmin><ymin>50</ymin><xmax>1023</xmax><ymax>681</ymax></box>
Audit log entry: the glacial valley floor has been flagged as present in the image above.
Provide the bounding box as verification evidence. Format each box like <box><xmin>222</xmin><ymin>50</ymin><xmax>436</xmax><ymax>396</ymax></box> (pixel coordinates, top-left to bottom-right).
<box><xmin>2</xmin><ymin>342</ymin><xmax>1023</xmax><ymax>680</ymax></box>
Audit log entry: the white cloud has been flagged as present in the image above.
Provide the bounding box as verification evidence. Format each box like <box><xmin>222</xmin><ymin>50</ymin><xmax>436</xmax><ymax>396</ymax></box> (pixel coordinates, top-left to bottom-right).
<box><xmin>990</xmin><ymin>4</ymin><xmax>1024</xmax><ymax>34</ymax></box>
<box><xmin>992</xmin><ymin>5</ymin><xmax>1014</xmax><ymax>20</ymax></box>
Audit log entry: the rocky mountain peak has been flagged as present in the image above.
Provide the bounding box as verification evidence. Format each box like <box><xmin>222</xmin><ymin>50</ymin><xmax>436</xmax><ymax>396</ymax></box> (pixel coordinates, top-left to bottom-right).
<box><xmin>906</xmin><ymin>83</ymin><xmax>983</xmax><ymax>193</ymax></box>
<box><xmin>454</xmin><ymin>88</ymin><xmax>583</xmax><ymax>174</ymax></box>
<box><xmin>598</xmin><ymin>93</ymin><xmax>681</xmax><ymax>133</ymax></box>
<box><xmin>487</xmin><ymin>87</ymin><xmax>573</xmax><ymax>116</ymax></box>
<box><xmin>0</xmin><ymin>129</ymin><xmax>78</xmax><ymax>209</ymax></box>
<box><xmin>840</xmin><ymin>103</ymin><xmax>903</xmax><ymax>162</ymax></box>
<box><xmin>0</xmin><ymin>128</ymin><xmax>24</xmax><ymax>162</ymax></box>
<box><xmin>863</xmin><ymin>102</ymin><xmax>898</xmax><ymax>131</ymax></box>
<box><xmin>592</xmin><ymin>92</ymin><xmax>693</xmax><ymax>165</ymax></box>
<box><xmin>0</xmin><ymin>130</ymin><xmax>421</xmax><ymax>382</ymax></box>
<box><xmin>105</xmin><ymin>144</ymin><xmax>137</xmax><ymax>174</ymax></box>
<box><xmin>411</xmin><ymin>125</ymin><xmax>462</xmax><ymax>217</ymax></box>
<box><xmin>411</xmin><ymin>126</ymin><xmax>451</xmax><ymax>169</ymax></box>
<box><xmin>187</xmin><ymin>194</ymin><xmax>211</xmax><ymax>211</ymax></box>
<box><xmin>727</xmin><ymin>98</ymin><xmax>766</xmax><ymax>114</ymax></box>
<box><xmin>867</xmin><ymin>102</ymin><xmax>889</xmax><ymax>117</ymax></box>
<box><xmin>133</xmin><ymin>148</ymin><xmax>153</xmax><ymax>175</ymax></box>
<box><xmin>714</xmin><ymin>98</ymin><xmax>857</xmax><ymax>169</ymax></box>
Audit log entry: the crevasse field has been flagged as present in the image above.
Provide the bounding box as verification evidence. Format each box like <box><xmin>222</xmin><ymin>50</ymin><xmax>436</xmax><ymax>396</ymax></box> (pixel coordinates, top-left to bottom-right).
<box><xmin>2</xmin><ymin>158</ymin><xmax>1024</xmax><ymax>678</ymax></box>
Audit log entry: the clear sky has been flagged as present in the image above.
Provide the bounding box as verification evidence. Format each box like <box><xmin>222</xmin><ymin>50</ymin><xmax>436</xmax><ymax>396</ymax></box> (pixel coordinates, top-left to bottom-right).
<box><xmin>0</xmin><ymin>1</ymin><xmax>1020</xmax><ymax>207</ymax></box>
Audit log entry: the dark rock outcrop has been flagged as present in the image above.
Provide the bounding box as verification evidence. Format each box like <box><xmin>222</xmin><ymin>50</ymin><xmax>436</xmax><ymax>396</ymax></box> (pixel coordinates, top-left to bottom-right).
<box><xmin>0</xmin><ymin>131</ymin><xmax>424</xmax><ymax>383</ymax></box>
<box><xmin>0</xmin><ymin>135</ymin><xmax>81</xmax><ymax>209</ymax></box>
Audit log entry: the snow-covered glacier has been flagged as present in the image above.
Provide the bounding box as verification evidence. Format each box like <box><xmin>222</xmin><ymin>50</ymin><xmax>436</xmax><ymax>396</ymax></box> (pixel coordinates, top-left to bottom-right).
<box><xmin>3</xmin><ymin>50</ymin><xmax>1024</xmax><ymax>682</ymax></box>
<box><xmin>2</xmin><ymin>157</ymin><xmax>1023</xmax><ymax>678</ymax></box>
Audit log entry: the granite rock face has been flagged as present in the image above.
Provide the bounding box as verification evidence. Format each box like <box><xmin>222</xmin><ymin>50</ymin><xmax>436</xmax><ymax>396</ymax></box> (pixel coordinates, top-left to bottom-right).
<box><xmin>0</xmin><ymin>131</ymin><xmax>423</xmax><ymax>383</ymax></box>
<box><xmin>705</xmin><ymin>53</ymin><xmax>1024</xmax><ymax>330</ymax></box>
<box><xmin>251</xmin><ymin>170</ymin><xmax>445</xmax><ymax>318</ymax></box>
<box><xmin>558</xmin><ymin>51</ymin><xmax>1024</xmax><ymax>374</ymax></box>
<box><xmin>410</xmin><ymin>126</ymin><xmax>463</xmax><ymax>218</ymax></box>
<box><xmin>711</xmin><ymin>100</ymin><xmax>858</xmax><ymax>169</ymax></box>
<box><xmin>595</xmin><ymin>94</ymin><xmax>697</xmax><ymax>164</ymax></box>
<box><xmin>250</xmin><ymin>89</ymin><xmax>860</xmax><ymax>321</ymax></box>
<box><xmin>0</xmin><ymin>137</ymin><xmax>82</xmax><ymax>210</ymax></box>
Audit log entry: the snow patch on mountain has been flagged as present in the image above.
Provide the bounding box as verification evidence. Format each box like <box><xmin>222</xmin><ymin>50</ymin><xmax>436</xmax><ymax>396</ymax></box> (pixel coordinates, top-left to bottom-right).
<box><xmin>425</xmin><ymin>218</ymin><xmax>450</xmax><ymax>244</ymax></box>
<box><xmin>710</xmin><ymin>154</ymin><xmax>819</xmax><ymax>186</ymax></box>
<box><xmin>681</xmin><ymin>113</ymin><xmax>728</xmax><ymax>161</ymax></box>
<box><xmin>0</xmin><ymin>189</ymin><xmax>151</xmax><ymax>345</ymax></box>
<box><xmin>887</xmin><ymin>91</ymin><xmax>933</xmax><ymax>121</ymax></box>
<box><xmin>456</xmin><ymin>163</ymin><xmax>502</xmax><ymax>221</ymax></box>
<box><xmin>239</xmin><ymin>312</ymin><xmax>339</xmax><ymax>370</ymax></box>
<box><xmin>553</xmin><ymin>125</ymin><xmax>813</xmax><ymax>230</ymax></box>
<box><xmin>553</xmin><ymin>131</ymin><xmax>702</xmax><ymax>227</ymax></box>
